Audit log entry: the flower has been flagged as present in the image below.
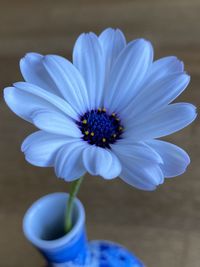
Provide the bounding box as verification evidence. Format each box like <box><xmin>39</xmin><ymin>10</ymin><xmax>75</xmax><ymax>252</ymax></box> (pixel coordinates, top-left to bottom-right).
<box><xmin>4</xmin><ymin>28</ymin><xmax>197</xmax><ymax>190</ymax></box>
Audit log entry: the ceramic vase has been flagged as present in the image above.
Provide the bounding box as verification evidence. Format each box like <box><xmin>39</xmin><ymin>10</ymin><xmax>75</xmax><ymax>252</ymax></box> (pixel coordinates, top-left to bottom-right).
<box><xmin>23</xmin><ymin>192</ymin><xmax>145</xmax><ymax>267</ymax></box>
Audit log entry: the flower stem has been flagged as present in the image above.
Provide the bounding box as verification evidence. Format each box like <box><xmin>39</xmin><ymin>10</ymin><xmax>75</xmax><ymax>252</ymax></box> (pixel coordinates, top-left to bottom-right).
<box><xmin>65</xmin><ymin>176</ymin><xmax>84</xmax><ymax>233</ymax></box>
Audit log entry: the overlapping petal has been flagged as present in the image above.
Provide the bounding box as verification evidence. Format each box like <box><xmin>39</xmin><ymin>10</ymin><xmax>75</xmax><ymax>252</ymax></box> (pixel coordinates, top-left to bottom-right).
<box><xmin>4</xmin><ymin>82</ymin><xmax>78</xmax><ymax>122</ymax></box>
<box><xmin>55</xmin><ymin>141</ymin><xmax>87</xmax><ymax>181</ymax></box>
<box><xmin>73</xmin><ymin>32</ymin><xmax>105</xmax><ymax>108</ymax></box>
<box><xmin>111</xmin><ymin>140</ymin><xmax>163</xmax><ymax>164</ymax></box>
<box><xmin>112</xmin><ymin>143</ymin><xmax>164</xmax><ymax>190</ymax></box>
<box><xmin>43</xmin><ymin>55</ymin><xmax>89</xmax><ymax>114</ymax></box>
<box><xmin>32</xmin><ymin>110</ymin><xmax>82</xmax><ymax>137</ymax></box>
<box><xmin>125</xmin><ymin>103</ymin><xmax>197</xmax><ymax>141</ymax></box>
<box><xmin>99</xmin><ymin>28</ymin><xmax>126</xmax><ymax>76</ymax></box>
<box><xmin>21</xmin><ymin>131</ymin><xmax>72</xmax><ymax>167</ymax></box>
<box><xmin>146</xmin><ymin>140</ymin><xmax>190</xmax><ymax>177</ymax></box>
<box><xmin>104</xmin><ymin>39</ymin><xmax>153</xmax><ymax>111</ymax></box>
<box><xmin>121</xmin><ymin>73</ymin><xmax>190</xmax><ymax>122</ymax></box>
<box><xmin>20</xmin><ymin>53</ymin><xmax>60</xmax><ymax>96</ymax></box>
<box><xmin>142</xmin><ymin>56</ymin><xmax>184</xmax><ymax>87</ymax></box>
<box><xmin>82</xmin><ymin>145</ymin><xmax>122</xmax><ymax>179</ymax></box>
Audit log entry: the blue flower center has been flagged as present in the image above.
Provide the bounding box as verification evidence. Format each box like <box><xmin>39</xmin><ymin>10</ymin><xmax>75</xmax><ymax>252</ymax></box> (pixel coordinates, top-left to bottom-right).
<box><xmin>77</xmin><ymin>108</ymin><xmax>124</xmax><ymax>148</ymax></box>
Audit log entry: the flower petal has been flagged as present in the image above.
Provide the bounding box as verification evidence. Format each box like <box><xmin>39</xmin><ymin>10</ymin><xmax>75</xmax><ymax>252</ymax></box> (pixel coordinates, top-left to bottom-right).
<box><xmin>32</xmin><ymin>110</ymin><xmax>82</xmax><ymax>137</ymax></box>
<box><xmin>111</xmin><ymin>140</ymin><xmax>163</xmax><ymax>164</ymax></box>
<box><xmin>73</xmin><ymin>32</ymin><xmax>105</xmax><ymax>108</ymax></box>
<box><xmin>122</xmin><ymin>73</ymin><xmax>190</xmax><ymax>121</ymax></box>
<box><xmin>55</xmin><ymin>141</ymin><xmax>87</xmax><ymax>181</ymax></box>
<box><xmin>118</xmin><ymin>155</ymin><xmax>164</xmax><ymax>190</ymax></box>
<box><xmin>125</xmin><ymin>103</ymin><xmax>197</xmax><ymax>141</ymax></box>
<box><xmin>104</xmin><ymin>39</ymin><xmax>153</xmax><ymax>111</ymax></box>
<box><xmin>4</xmin><ymin>82</ymin><xmax>78</xmax><ymax>123</ymax></box>
<box><xmin>146</xmin><ymin>140</ymin><xmax>190</xmax><ymax>178</ymax></box>
<box><xmin>99</xmin><ymin>28</ymin><xmax>126</xmax><ymax>76</ymax></box>
<box><xmin>120</xmin><ymin>158</ymin><xmax>164</xmax><ymax>191</ymax></box>
<box><xmin>43</xmin><ymin>55</ymin><xmax>89</xmax><ymax>114</ymax></box>
<box><xmin>20</xmin><ymin>53</ymin><xmax>61</xmax><ymax>96</ymax></box>
<box><xmin>82</xmin><ymin>145</ymin><xmax>121</xmax><ymax>179</ymax></box>
<box><xmin>21</xmin><ymin>131</ymin><xmax>71</xmax><ymax>167</ymax></box>
<box><xmin>144</xmin><ymin>56</ymin><xmax>184</xmax><ymax>86</ymax></box>
<box><xmin>113</xmin><ymin>139</ymin><xmax>164</xmax><ymax>190</ymax></box>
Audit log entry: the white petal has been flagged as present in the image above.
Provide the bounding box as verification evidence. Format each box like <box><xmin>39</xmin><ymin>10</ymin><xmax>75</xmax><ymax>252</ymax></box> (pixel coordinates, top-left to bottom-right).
<box><xmin>20</xmin><ymin>53</ymin><xmax>61</xmax><ymax>96</ymax></box>
<box><xmin>144</xmin><ymin>56</ymin><xmax>184</xmax><ymax>87</ymax></box>
<box><xmin>21</xmin><ymin>131</ymin><xmax>71</xmax><ymax>167</ymax></box>
<box><xmin>125</xmin><ymin>103</ymin><xmax>197</xmax><ymax>141</ymax></box>
<box><xmin>73</xmin><ymin>32</ymin><xmax>105</xmax><ymax>108</ymax></box>
<box><xmin>111</xmin><ymin>140</ymin><xmax>163</xmax><ymax>164</ymax></box>
<box><xmin>32</xmin><ymin>110</ymin><xmax>82</xmax><ymax>137</ymax></box>
<box><xmin>122</xmin><ymin>73</ymin><xmax>190</xmax><ymax>122</ymax></box>
<box><xmin>104</xmin><ymin>39</ymin><xmax>153</xmax><ymax>112</ymax></box>
<box><xmin>146</xmin><ymin>140</ymin><xmax>190</xmax><ymax>178</ymax></box>
<box><xmin>99</xmin><ymin>28</ymin><xmax>126</xmax><ymax>76</ymax></box>
<box><xmin>55</xmin><ymin>141</ymin><xmax>87</xmax><ymax>181</ymax></box>
<box><xmin>82</xmin><ymin>146</ymin><xmax>121</xmax><ymax>179</ymax></box>
<box><xmin>118</xmin><ymin>155</ymin><xmax>164</xmax><ymax>190</ymax></box>
<box><xmin>4</xmin><ymin>82</ymin><xmax>78</xmax><ymax>123</ymax></box>
<box><xmin>43</xmin><ymin>55</ymin><xmax>89</xmax><ymax>114</ymax></box>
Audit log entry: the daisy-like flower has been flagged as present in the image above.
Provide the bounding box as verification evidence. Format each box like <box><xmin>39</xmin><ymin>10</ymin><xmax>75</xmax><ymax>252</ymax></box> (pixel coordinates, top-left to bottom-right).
<box><xmin>4</xmin><ymin>28</ymin><xmax>197</xmax><ymax>190</ymax></box>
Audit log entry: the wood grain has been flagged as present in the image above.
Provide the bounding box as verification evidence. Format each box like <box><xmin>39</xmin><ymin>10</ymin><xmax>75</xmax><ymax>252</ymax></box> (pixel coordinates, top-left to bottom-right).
<box><xmin>0</xmin><ymin>1</ymin><xmax>199</xmax><ymax>266</ymax></box>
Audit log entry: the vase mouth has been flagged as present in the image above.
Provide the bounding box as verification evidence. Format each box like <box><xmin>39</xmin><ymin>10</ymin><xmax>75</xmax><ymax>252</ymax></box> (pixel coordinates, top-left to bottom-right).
<box><xmin>23</xmin><ymin>192</ymin><xmax>85</xmax><ymax>250</ymax></box>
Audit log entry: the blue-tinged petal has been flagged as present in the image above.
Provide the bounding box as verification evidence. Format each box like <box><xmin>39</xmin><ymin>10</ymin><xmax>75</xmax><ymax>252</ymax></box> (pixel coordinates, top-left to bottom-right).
<box><xmin>82</xmin><ymin>146</ymin><xmax>121</xmax><ymax>179</ymax></box>
<box><xmin>122</xmin><ymin>73</ymin><xmax>190</xmax><ymax>122</ymax></box>
<box><xmin>21</xmin><ymin>131</ymin><xmax>72</xmax><ymax>167</ymax></box>
<box><xmin>121</xmin><ymin>163</ymin><xmax>164</xmax><ymax>190</ymax></box>
<box><xmin>4</xmin><ymin>82</ymin><xmax>78</xmax><ymax>122</ymax></box>
<box><xmin>20</xmin><ymin>53</ymin><xmax>61</xmax><ymax>96</ymax></box>
<box><xmin>146</xmin><ymin>140</ymin><xmax>190</xmax><ymax>178</ymax></box>
<box><xmin>111</xmin><ymin>140</ymin><xmax>163</xmax><ymax>164</ymax></box>
<box><xmin>117</xmin><ymin>155</ymin><xmax>164</xmax><ymax>190</ymax></box>
<box><xmin>125</xmin><ymin>103</ymin><xmax>197</xmax><ymax>141</ymax></box>
<box><xmin>43</xmin><ymin>55</ymin><xmax>89</xmax><ymax>114</ymax></box>
<box><xmin>104</xmin><ymin>39</ymin><xmax>153</xmax><ymax>112</ymax></box>
<box><xmin>99</xmin><ymin>28</ymin><xmax>126</xmax><ymax>76</ymax></box>
<box><xmin>32</xmin><ymin>110</ymin><xmax>82</xmax><ymax>137</ymax></box>
<box><xmin>55</xmin><ymin>141</ymin><xmax>87</xmax><ymax>181</ymax></box>
<box><xmin>73</xmin><ymin>32</ymin><xmax>105</xmax><ymax>108</ymax></box>
<box><xmin>143</xmin><ymin>56</ymin><xmax>184</xmax><ymax>87</ymax></box>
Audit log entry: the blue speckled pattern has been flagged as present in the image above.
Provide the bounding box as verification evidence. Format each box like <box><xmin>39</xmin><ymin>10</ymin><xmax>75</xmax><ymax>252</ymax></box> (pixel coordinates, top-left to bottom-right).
<box><xmin>49</xmin><ymin>240</ymin><xmax>145</xmax><ymax>267</ymax></box>
<box><xmin>88</xmin><ymin>240</ymin><xmax>144</xmax><ymax>267</ymax></box>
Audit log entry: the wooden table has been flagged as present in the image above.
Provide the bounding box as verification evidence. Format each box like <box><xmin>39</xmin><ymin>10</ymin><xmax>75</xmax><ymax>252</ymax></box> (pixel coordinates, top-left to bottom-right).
<box><xmin>0</xmin><ymin>1</ymin><xmax>199</xmax><ymax>266</ymax></box>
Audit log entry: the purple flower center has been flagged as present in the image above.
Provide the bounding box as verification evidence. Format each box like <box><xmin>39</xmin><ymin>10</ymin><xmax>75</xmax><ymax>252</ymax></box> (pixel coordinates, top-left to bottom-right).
<box><xmin>77</xmin><ymin>108</ymin><xmax>124</xmax><ymax>148</ymax></box>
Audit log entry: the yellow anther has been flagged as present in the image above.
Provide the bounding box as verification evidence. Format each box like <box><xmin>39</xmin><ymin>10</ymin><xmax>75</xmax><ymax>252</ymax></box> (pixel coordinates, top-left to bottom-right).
<box><xmin>85</xmin><ymin>131</ymin><xmax>89</xmax><ymax>135</ymax></box>
<box><xmin>82</xmin><ymin>119</ymin><xmax>87</xmax><ymax>124</ymax></box>
<box><xmin>119</xmin><ymin>126</ymin><xmax>123</xmax><ymax>131</ymax></box>
<box><xmin>115</xmin><ymin>118</ymin><xmax>120</xmax><ymax>121</ymax></box>
<box><xmin>113</xmin><ymin>134</ymin><xmax>117</xmax><ymax>138</ymax></box>
<box><xmin>112</xmin><ymin>112</ymin><xmax>116</xmax><ymax>117</ymax></box>
<box><xmin>102</xmin><ymin>108</ymin><xmax>106</xmax><ymax>112</ymax></box>
<box><xmin>98</xmin><ymin>108</ymin><xmax>102</xmax><ymax>112</ymax></box>
<box><xmin>91</xmin><ymin>132</ymin><xmax>95</xmax><ymax>136</ymax></box>
<box><xmin>102</xmin><ymin>138</ymin><xmax>106</xmax><ymax>143</ymax></box>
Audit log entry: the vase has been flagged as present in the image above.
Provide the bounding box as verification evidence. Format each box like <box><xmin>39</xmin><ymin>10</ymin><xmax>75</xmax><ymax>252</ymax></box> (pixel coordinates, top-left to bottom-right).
<box><xmin>23</xmin><ymin>192</ymin><xmax>145</xmax><ymax>267</ymax></box>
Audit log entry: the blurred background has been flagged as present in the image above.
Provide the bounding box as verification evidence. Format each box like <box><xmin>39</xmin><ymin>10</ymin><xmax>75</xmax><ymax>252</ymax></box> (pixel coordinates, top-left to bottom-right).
<box><xmin>0</xmin><ymin>0</ymin><xmax>199</xmax><ymax>266</ymax></box>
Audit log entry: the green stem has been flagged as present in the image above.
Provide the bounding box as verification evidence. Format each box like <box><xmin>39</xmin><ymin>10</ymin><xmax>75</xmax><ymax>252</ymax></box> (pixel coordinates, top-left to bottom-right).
<box><xmin>65</xmin><ymin>176</ymin><xmax>84</xmax><ymax>233</ymax></box>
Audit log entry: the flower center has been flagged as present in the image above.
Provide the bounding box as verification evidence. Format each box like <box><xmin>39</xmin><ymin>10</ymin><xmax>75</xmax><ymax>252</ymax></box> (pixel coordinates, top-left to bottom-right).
<box><xmin>77</xmin><ymin>108</ymin><xmax>124</xmax><ymax>148</ymax></box>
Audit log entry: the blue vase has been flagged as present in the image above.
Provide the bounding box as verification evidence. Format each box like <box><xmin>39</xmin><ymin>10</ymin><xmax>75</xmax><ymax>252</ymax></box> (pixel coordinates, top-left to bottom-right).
<box><xmin>23</xmin><ymin>192</ymin><xmax>145</xmax><ymax>267</ymax></box>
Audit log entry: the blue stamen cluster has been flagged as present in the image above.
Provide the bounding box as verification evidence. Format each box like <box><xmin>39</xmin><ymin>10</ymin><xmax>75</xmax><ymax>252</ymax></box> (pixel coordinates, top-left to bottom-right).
<box><xmin>77</xmin><ymin>108</ymin><xmax>124</xmax><ymax>148</ymax></box>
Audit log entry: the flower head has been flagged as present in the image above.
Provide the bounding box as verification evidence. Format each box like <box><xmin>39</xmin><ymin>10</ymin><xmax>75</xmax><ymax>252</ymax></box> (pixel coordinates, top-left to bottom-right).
<box><xmin>4</xmin><ymin>28</ymin><xmax>197</xmax><ymax>190</ymax></box>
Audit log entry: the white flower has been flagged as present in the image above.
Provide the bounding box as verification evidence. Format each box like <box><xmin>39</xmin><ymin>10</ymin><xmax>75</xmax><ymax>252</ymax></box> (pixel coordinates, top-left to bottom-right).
<box><xmin>4</xmin><ymin>28</ymin><xmax>197</xmax><ymax>190</ymax></box>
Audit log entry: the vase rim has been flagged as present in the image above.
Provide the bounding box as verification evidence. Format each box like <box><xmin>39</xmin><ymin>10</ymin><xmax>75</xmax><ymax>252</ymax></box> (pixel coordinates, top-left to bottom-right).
<box><xmin>23</xmin><ymin>192</ymin><xmax>85</xmax><ymax>250</ymax></box>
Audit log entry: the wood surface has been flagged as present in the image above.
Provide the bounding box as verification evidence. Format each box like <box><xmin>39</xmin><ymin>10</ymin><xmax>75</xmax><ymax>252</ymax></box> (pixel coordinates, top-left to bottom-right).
<box><xmin>0</xmin><ymin>1</ymin><xmax>200</xmax><ymax>266</ymax></box>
